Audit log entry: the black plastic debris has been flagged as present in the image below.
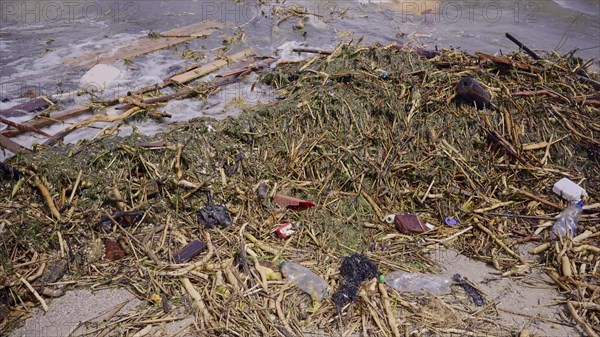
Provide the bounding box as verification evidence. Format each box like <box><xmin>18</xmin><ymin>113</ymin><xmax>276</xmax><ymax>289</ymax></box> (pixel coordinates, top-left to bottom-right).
<box><xmin>173</xmin><ymin>240</ymin><xmax>207</xmax><ymax>263</ymax></box>
<box><xmin>196</xmin><ymin>192</ymin><xmax>232</xmax><ymax>229</ymax></box>
<box><xmin>333</xmin><ymin>254</ymin><xmax>379</xmax><ymax>310</ymax></box>
<box><xmin>455</xmin><ymin>76</ymin><xmax>491</xmax><ymax>110</ymax></box>
<box><xmin>197</xmin><ymin>204</ymin><xmax>232</xmax><ymax>229</ymax></box>
<box><xmin>453</xmin><ymin>274</ymin><xmax>485</xmax><ymax>306</ymax></box>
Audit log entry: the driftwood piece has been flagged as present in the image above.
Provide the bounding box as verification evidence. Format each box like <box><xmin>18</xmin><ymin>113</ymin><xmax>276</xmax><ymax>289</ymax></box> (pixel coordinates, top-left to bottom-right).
<box><xmin>116</xmin><ymin>54</ymin><xmax>273</xmax><ymax>111</ymax></box>
<box><xmin>0</xmin><ymin>134</ymin><xmax>29</xmax><ymax>154</ymax></box>
<box><xmin>0</xmin><ymin>116</ymin><xmax>51</xmax><ymax>138</ymax></box>
<box><xmin>6</xmin><ymin>49</ymin><xmax>258</xmax><ymax>140</ymax></box>
<box><xmin>43</xmin><ymin>107</ymin><xmax>141</xmax><ymax>146</ymax></box>
<box><xmin>505</xmin><ymin>33</ymin><xmax>541</xmax><ymax>60</ymax></box>
<box><xmin>476</xmin><ymin>52</ymin><xmax>542</xmax><ymax>73</ymax></box>
<box><xmin>64</xmin><ymin>20</ymin><xmax>226</xmax><ymax>67</ymax></box>
<box><xmin>1</xmin><ymin>106</ymin><xmax>92</xmax><ymax>138</ymax></box>
<box><xmin>170</xmin><ymin>48</ymin><xmax>255</xmax><ymax>84</ymax></box>
<box><xmin>485</xmin><ymin>128</ymin><xmax>529</xmax><ymax>165</ymax></box>
<box><xmin>116</xmin><ymin>88</ymin><xmax>195</xmax><ymax>111</ymax></box>
<box><xmin>99</xmin><ymin>210</ymin><xmax>145</xmax><ymax>231</ymax></box>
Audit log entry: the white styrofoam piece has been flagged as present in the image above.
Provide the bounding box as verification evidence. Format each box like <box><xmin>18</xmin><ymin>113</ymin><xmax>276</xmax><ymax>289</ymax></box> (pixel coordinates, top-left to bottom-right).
<box><xmin>552</xmin><ymin>178</ymin><xmax>587</xmax><ymax>201</ymax></box>
<box><xmin>80</xmin><ymin>64</ymin><xmax>121</xmax><ymax>92</ymax></box>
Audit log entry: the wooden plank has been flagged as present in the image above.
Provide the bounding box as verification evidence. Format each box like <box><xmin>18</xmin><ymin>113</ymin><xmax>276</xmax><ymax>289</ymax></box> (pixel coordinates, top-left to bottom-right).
<box><xmin>0</xmin><ymin>134</ymin><xmax>29</xmax><ymax>153</ymax></box>
<box><xmin>43</xmin><ymin>107</ymin><xmax>141</xmax><ymax>146</ymax></box>
<box><xmin>160</xmin><ymin>20</ymin><xmax>225</xmax><ymax>37</ymax></box>
<box><xmin>5</xmin><ymin>49</ymin><xmax>252</xmax><ymax>137</ymax></box>
<box><xmin>1</xmin><ymin>106</ymin><xmax>92</xmax><ymax>138</ymax></box>
<box><xmin>170</xmin><ymin>48</ymin><xmax>255</xmax><ymax>84</ymax></box>
<box><xmin>0</xmin><ymin>98</ymin><xmax>51</xmax><ymax>117</ymax></box>
<box><xmin>63</xmin><ymin>20</ymin><xmax>226</xmax><ymax>67</ymax></box>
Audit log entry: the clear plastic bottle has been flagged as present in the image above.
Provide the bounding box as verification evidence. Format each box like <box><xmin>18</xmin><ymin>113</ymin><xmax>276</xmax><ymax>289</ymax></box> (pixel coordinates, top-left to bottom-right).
<box><xmin>280</xmin><ymin>262</ymin><xmax>331</xmax><ymax>301</ymax></box>
<box><xmin>380</xmin><ymin>271</ymin><xmax>453</xmax><ymax>295</ymax></box>
<box><xmin>551</xmin><ymin>200</ymin><xmax>584</xmax><ymax>239</ymax></box>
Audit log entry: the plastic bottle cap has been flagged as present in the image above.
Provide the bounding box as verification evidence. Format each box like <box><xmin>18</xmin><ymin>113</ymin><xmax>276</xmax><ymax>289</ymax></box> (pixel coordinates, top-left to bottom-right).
<box><xmin>277</xmin><ymin>259</ymin><xmax>286</xmax><ymax>266</ymax></box>
<box><xmin>379</xmin><ymin>274</ymin><xmax>385</xmax><ymax>283</ymax></box>
<box><xmin>576</xmin><ymin>200</ymin><xmax>584</xmax><ymax>208</ymax></box>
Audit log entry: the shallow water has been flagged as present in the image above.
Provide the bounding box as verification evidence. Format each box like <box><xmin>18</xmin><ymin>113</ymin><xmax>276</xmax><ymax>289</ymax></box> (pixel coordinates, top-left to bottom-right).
<box><xmin>0</xmin><ymin>0</ymin><xmax>598</xmax><ymax>158</ymax></box>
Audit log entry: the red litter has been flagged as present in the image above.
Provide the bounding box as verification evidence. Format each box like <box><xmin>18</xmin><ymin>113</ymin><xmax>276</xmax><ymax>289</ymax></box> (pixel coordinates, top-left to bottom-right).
<box><xmin>276</xmin><ymin>223</ymin><xmax>295</xmax><ymax>238</ymax></box>
<box><xmin>394</xmin><ymin>214</ymin><xmax>428</xmax><ymax>233</ymax></box>
<box><xmin>273</xmin><ymin>194</ymin><xmax>316</xmax><ymax>211</ymax></box>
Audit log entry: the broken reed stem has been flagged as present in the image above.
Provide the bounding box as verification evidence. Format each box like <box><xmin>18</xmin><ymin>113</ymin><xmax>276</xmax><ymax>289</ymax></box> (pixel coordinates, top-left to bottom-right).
<box><xmin>378</xmin><ymin>283</ymin><xmax>400</xmax><ymax>337</ymax></box>
<box><xmin>530</xmin><ymin>242</ymin><xmax>551</xmax><ymax>254</ymax></box>
<box><xmin>473</xmin><ymin>217</ymin><xmax>527</xmax><ymax>265</ymax></box>
<box><xmin>438</xmin><ymin>328</ymin><xmax>500</xmax><ymax>337</ymax></box>
<box><xmin>131</xmin><ymin>325</ymin><xmax>152</xmax><ymax>337</ymax></box>
<box><xmin>112</xmin><ymin>186</ymin><xmax>127</xmax><ymax>212</ymax></box>
<box><xmin>420</xmin><ymin>177</ymin><xmax>435</xmax><ymax>204</ymax></box>
<box><xmin>561</xmin><ymin>255</ymin><xmax>572</xmax><ymax>277</ymax></box>
<box><xmin>68</xmin><ymin>169</ymin><xmax>82</xmax><ymax>204</ymax></box>
<box><xmin>570</xmin><ymin>301</ymin><xmax>600</xmax><ymax>311</ymax></box>
<box><xmin>512</xmin><ymin>187</ymin><xmax>562</xmax><ymax>210</ymax></box>
<box><xmin>275</xmin><ymin>288</ymin><xmax>295</xmax><ymax>336</ymax></box>
<box><xmin>32</xmin><ymin>174</ymin><xmax>61</xmax><ymax>221</ymax></box>
<box><xmin>572</xmin><ymin>244</ymin><xmax>600</xmax><ymax>253</ymax></box>
<box><xmin>361</xmin><ymin>191</ymin><xmax>383</xmax><ymax>220</ymax></box>
<box><xmin>427</xmin><ymin>226</ymin><xmax>473</xmax><ymax>244</ymax></box>
<box><xmin>181</xmin><ymin>277</ymin><xmax>214</xmax><ymax>327</ymax></box>
<box><xmin>26</xmin><ymin>261</ymin><xmax>46</xmax><ymax>282</ymax></box>
<box><xmin>243</xmin><ymin>232</ymin><xmax>279</xmax><ymax>255</ymax></box>
<box><xmin>566</xmin><ymin>301</ymin><xmax>599</xmax><ymax>337</ymax></box>
<box><xmin>113</xmin><ymin>222</ymin><xmax>161</xmax><ymax>266</ymax></box>
<box><xmin>20</xmin><ymin>276</ymin><xmax>48</xmax><ymax>312</ymax></box>
<box><xmin>175</xmin><ymin>143</ymin><xmax>184</xmax><ymax>180</ymax></box>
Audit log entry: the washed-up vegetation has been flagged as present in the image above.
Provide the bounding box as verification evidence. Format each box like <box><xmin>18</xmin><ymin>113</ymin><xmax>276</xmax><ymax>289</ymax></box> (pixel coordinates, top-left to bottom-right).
<box><xmin>1</xmin><ymin>42</ymin><xmax>599</xmax><ymax>336</ymax></box>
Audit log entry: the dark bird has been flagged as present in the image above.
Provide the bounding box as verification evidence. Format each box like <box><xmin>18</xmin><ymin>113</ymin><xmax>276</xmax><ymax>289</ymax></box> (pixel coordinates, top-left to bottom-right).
<box><xmin>455</xmin><ymin>76</ymin><xmax>491</xmax><ymax>110</ymax></box>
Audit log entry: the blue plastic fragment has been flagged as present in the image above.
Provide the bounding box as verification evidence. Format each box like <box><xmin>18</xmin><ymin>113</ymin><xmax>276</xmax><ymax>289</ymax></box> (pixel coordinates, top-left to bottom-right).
<box><xmin>444</xmin><ymin>216</ymin><xmax>460</xmax><ymax>226</ymax></box>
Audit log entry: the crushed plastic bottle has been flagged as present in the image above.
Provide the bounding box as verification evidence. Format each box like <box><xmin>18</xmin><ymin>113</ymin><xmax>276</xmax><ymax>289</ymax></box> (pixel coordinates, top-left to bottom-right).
<box><xmin>380</xmin><ymin>271</ymin><xmax>453</xmax><ymax>295</ymax></box>
<box><xmin>551</xmin><ymin>200</ymin><xmax>584</xmax><ymax>239</ymax></box>
<box><xmin>280</xmin><ymin>261</ymin><xmax>331</xmax><ymax>301</ymax></box>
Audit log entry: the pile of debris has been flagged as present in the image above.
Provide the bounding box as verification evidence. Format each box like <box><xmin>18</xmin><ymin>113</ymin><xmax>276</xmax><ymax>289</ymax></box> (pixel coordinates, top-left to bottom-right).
<box><xmin>0</xmin><ymin>41</ymin><xmax>598</xmax><ymax>337</ymax></box>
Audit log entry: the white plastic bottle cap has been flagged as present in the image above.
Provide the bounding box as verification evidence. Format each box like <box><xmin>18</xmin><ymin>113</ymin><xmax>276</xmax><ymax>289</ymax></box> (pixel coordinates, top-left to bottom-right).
<box><xmin>552</xmin><ymin>178</ymin><xmax>587</xmax><ymax>202</ymax></box>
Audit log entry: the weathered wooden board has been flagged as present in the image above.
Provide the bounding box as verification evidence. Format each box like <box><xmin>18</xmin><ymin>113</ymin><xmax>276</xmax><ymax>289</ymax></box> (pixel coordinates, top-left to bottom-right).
<box><xmin>63</xmin><ymin>20</ymin><xmax>226</xmax><ymax>68</ymax></box>
<box><xmin>1</xmin><ymin>106</ymin><xmax>92</xmax><ymax>138</ymax></box>
<box><xmin>0</xmin><ymin>98</ymin><xmax>51</xmax><ymax>117</ymax></box>
<box><xmin>169</xmin><ymin>48</ymin><xmax>255</xmax><ymax>84</ymax></box>
<box><xmin>0</xmin><ymin>134</ymin><xmax>29</xmax><ymax>153</ymax></box>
